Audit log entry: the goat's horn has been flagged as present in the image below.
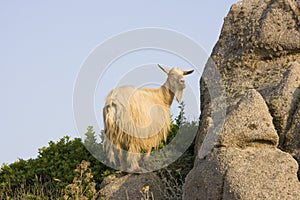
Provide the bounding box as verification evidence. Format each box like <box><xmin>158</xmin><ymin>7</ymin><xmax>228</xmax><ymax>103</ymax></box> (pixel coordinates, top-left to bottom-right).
<box><xmin>183</xmin><ymin>69</ymin><xmax>194</xmax><ymax>75</ymax></box>
<box><xmin>157</xmin><ymin>64</ymin><xmax>170</xmax><ymax>74</ymax></box>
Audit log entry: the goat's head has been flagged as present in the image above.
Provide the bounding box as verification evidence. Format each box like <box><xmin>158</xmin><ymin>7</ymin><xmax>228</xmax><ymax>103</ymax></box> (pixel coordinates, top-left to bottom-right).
<box><xmin>158</xmin><ymin>64</ymin><xmax>194</xmax><ymax>102</ymax></box>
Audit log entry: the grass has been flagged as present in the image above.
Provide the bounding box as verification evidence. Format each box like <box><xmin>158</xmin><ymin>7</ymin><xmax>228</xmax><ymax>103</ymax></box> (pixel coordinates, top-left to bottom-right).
<box><xmin>0</xmin><ymin>176</ymin><xmax>63</xmax><ymax>200</ymax></box>
<box><xmin>1</xmin><ymin>161</ymin><xmax>99</xmax><ymax>200</ymax></box>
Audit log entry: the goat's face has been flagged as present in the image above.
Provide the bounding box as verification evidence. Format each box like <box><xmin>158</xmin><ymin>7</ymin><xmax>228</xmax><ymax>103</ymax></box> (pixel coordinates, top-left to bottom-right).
<box><xmin>158</xmin><ymin>64</ymin><xmax>194</xmax><ymax>102</ymax></box>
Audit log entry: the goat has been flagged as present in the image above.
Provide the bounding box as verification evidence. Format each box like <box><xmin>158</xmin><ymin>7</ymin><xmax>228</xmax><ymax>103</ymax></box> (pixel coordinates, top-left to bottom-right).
<box><xmin>103</xmin><ymin>64</ymin><xmax>194</xmax><ymax>171</ymax></box>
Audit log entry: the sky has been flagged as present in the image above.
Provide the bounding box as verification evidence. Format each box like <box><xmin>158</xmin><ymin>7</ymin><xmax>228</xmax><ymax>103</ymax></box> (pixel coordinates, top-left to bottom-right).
<box><xmin>0</xmin><ymin>0</ymin><xmax>238</xmax><ymax>165</ymax></box>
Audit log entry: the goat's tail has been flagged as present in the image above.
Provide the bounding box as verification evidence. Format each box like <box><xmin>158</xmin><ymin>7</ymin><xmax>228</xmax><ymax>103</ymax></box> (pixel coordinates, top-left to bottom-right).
<box><xmin>103</xmin><ymin>100</ymin><xmax>116</xmax><ymax>130</ymax></box>
<box><xmin>103</xmin><ymin>100</ymin><xmax>118</xmax><ymax>165</ymax></box>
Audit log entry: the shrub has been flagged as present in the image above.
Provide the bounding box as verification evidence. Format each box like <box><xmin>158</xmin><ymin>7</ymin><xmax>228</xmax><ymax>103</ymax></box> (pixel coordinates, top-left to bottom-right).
<box><xmin>0</xmin><ymin>130</ymin><xmax>113</xmax><ymax>199</ymax></box>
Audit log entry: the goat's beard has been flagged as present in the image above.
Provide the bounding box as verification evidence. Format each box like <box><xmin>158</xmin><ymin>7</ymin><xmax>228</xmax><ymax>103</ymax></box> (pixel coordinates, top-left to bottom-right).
<box><xmin>175</xmin><ymin>90</ymin><xmax>183</xmax><ymax>102</ymax></box>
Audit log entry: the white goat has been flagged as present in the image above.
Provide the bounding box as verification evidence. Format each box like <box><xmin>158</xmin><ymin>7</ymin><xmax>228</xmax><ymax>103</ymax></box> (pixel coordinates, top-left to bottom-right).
<box><xmin>103</xmin><ymin>64</ymin><xmax>194</xmax><ymax>171</ymax></box>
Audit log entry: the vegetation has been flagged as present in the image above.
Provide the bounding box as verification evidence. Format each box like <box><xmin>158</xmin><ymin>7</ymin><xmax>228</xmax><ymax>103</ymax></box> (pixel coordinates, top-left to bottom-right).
<box><xmin>64</xmin><ymin>160</ymin><xmax>100</xmax><ymax>200</ymax></box>
<box><xmin>0</xmin><ymin>130</ymin><xmax>113</xmax><ymax>199</ymax></box>
<box><xmin>159</xmin><ymin>101</ymin><xmax>186</xmax><ymax>148</ymax></box>
<box><xmin>0</xmin><ymin>102</ymin><xmax>198</xmax><ymax>199</ymax></box>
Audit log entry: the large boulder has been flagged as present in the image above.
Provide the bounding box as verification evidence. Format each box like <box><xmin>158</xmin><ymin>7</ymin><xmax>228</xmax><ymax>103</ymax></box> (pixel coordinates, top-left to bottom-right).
<box><xmin>184</xmin><ymin>89</ymin><xmax>300</xmax><ymax>199</ymax></box>
<box><xmin>185</xmin><ymin>147</ymin><xmax>300</xmax><ymax>199</ymax></box>
<box><xmin>99</xmin><ymin>173</ymin><xmax>165</xmax><ymax>200</ymax></box>
<box><xmin>216</xmin><ymin>89</ymin><xmax>278</xmax><ymax>148</ymax></box>
<box><xmin>184</xmin><ymin>0</ymin><xmax>300</xmax><ymax>199</ymax></box>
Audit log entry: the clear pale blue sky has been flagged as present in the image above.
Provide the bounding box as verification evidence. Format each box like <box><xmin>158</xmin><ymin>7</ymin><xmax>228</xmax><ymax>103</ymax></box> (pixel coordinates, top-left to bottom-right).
<box><xmin>0</xmin><ymin>1</ymin><xmax>238</xmax><ymax>165</ymax></box>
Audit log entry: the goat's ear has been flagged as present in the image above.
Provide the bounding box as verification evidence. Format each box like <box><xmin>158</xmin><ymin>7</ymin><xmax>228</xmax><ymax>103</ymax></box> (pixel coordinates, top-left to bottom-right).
<box><xmin>158</xmin><ymin>64</ymin><xmax>169</xmax><ymax>74</ymax></box>
<box><xmin>183</xmin><ymin>69</ymin><xmax>194</xmax><ymax>75</ymax></box>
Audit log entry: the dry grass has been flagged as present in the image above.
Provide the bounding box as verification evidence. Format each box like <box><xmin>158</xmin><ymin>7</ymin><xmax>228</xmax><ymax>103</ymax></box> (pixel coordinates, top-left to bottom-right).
<box><xmin>0</xmin><ymin>161</ymin><xmax>100</xmax><ymax>200</ymax></box>
<box><xmin>63</xmin><ymin>161</ymin><xmax>99</xmax><ymax>200</ymax></box>
<box><xmin>0</xmin><ymin>175</ymin><xmax>63</xmax><ymax>200</ymax></box>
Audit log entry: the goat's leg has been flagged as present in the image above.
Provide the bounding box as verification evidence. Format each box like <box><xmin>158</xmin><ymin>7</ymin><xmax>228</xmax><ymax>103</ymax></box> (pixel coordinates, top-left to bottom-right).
<box><xmin>145</xmin><ymin>146</ymin><xmax>152</xmax><ymax>160</ymax></box>
<box><xmin>126</xmin><ymin>147</ymin><xmax>141</xmax><ymax>172</ymax></box>
<box><xmin>140</xmin><ymin>146</ymin><xmax>152</xmax><ymax>170</ymax></box>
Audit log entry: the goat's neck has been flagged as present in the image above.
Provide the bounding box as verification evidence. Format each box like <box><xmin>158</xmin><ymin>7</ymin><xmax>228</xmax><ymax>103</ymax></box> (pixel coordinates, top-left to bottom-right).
<box><xmin>161</xmin><ymin>85</ymin><xmax>174</xmax><ymax>106</ymax></box>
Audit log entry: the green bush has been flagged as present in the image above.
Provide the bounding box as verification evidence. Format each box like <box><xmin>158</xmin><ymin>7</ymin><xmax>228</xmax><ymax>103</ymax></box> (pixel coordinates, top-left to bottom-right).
<box><xmin>0</xmin><ymin>130</ymin><xmax>113</xmax><ymax>199</ymax></box>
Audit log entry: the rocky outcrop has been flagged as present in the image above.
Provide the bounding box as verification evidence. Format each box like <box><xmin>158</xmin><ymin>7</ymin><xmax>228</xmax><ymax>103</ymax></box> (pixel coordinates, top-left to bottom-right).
<box><xmin>184</xmin><ymin>0</ymin><xmax>300</xmax><ymax>199</ymax></box>
<box><xmin>184</xmin><ymin>89</ymin><xmax>300</xmax><ymax>199</ymax></box>
<box><xmin>216</xmin><ymin>89</ymin><xmax>278</xmax><ymax>149</ymax></box>
<box><xmin>185</xmin><ymin>147</ymin><xmax>300</xmax><ymax>199</ymax></box>
<box><xmin>264</xmin><ymin>61</ymin><xmax>300</xmax><ymax>146</ymax></box>
<box><xmin>99</xmin><ymin>173</ymin><xmax>165</xmax><ymax>200</ymax></box>
<box><xmin>98</xmin><ymin>149</ymin><xmax>194</xmax><ymax>200</ymax></box>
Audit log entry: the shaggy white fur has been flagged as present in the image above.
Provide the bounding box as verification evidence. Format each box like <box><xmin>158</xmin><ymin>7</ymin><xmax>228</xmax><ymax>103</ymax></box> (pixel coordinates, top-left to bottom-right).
<box><xmin>103</xmin><ymin>64</ymin><xmax>194</xmax><ymax>171</ymax></box>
